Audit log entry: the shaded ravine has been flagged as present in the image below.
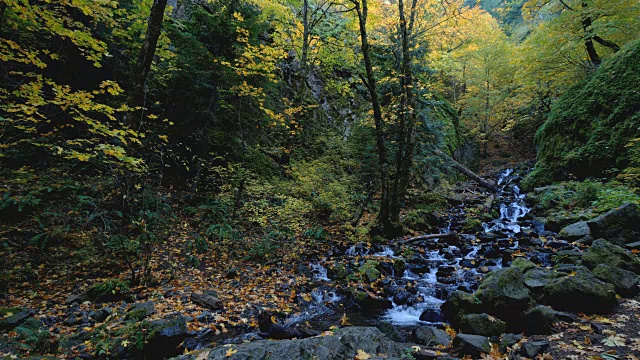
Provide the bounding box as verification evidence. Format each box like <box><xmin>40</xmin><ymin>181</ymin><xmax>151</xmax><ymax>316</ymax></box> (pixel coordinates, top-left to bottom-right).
<box><xmin>195</xmin><ymin>168</ymin><xmax>580</xmax><ymax>348</ymax></box>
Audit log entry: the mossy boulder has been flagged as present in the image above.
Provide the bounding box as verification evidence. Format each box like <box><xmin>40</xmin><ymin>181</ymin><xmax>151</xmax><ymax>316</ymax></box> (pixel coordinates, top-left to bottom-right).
<box><xmin>475</xmin><ymin>267</ymin><xmax>531</xmax><ymax>321</ymax></box>
<box><xmin>412</xmin><ymin>326</ymin><xmax>451</xmax><ymax>347</ymax></box>
<box><xmin>542</xmin><ymin>270</ymin><xmax>616</xmax><ymax>313</ymax></box>
<box><xmin>523</xmin><ymin>39</ymin><xmax>640</xmax><ymax>189</ymax></box>
<box><xmin>586</xmin><ymin>203</ymin><xmax>640</xmax><ymax>245</ymax></box>
<box><xmin>511</xmin><ymin>257</ymin><xmax>536</xmax><ymax>272</ymax></box>
<box><xmin>459</xmin><ymin>313</ymin><xmax>507</xmax><ymax>337</ymax></box>
<box><xmin>582</xmin><ymin>239</ymin><xmax>640</xmax><ymax>274</ymax></box>
<box><xmin>592</xmin><ymin>264</ymin><xmax>640</xmax><ymax>296</ymax></box>
<box><xmin>441</xmin><ymin>291</ymin><xmax>480</xmax><ymax>328</ymax></box>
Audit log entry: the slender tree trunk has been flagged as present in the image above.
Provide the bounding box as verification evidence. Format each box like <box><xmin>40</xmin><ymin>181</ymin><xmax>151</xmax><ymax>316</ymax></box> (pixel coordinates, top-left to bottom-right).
<box><xmin>302</xmin><ymin>0</ymin><xmax>310</xmax><ymax>67</ymax></box>
<box><xmin>390</xmin><ymin>0</ymin><xmax>418</xmax><ymax>226</ymax></box>
<box><xmin>130</xmin><ymin>0</ymin><xmax>168</xmax><ymax>111</ymax></box>
<box><xmin>581</xmin><ymin>2</ymin><xmax>600</xmax><ymax>66</ymax></box>
<box><xmin>353</xmin><ymin>0</ymin><xmax>393</xmax><ymax>235</ymax></box>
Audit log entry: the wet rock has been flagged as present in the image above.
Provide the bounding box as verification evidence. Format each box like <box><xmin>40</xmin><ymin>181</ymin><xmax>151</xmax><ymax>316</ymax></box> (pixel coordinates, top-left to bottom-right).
<box><xmin>592</xmin><ymin>264</ymin><xmax>640</xmax><ymax>296</ymax></box>
<box><xmin>542</xmin><ymin>270</ymin><xmax>616</xmax><ymax>313</ymax></box>
<box><xmin>296</xmin><ymin>263</ymin><xmax>313</xmax><ymax>278</ymax></box>
<box><xmin>523</xmin><ymin>305</ymin><xmax>575</xmax><ymax>335</ymax></box>
<box><xmin>582</xmin><ymin>239</ymin><xmax>640</xmax><ymax>274</ymax></box>
<box><xmin>475</xmin><ymin>267</ymin><xmax>531</xmax><ymax>321</ymax></box>
<box><xmin>145</xmin><ymin>313</ymin><xmax>188</xmax><ymax>359</ymax></box>
<box><xmin>587</xmin><ymin>203</ymin><xmax>640</xmax><ymax>245</ymax></box>
<box><xmin>90</xmin><ymin>307</ymin><xmax>111</xmax><ymax>323</ymax></box>
<box><xmin>459</xmin><ymin>313</ymin><xmax>507</xmax><ymax>337</ymax></box>
<box><xmin>453</xmin><ymin>333</ymin><xmax>491</xmax><ymax>357</ymax></box>
<box><xmin>0</xmin><ymin>309</ymin><xmax>33</xmax><ymax>330</ymax></box>
<box><xmin>437</xmin><ymin>266</ymin><xmax>456</xmax><ymax>277</ymax></box>
<box><xmin>558</xmin><ymin>221</ymin><xmax>590</xmax><ymax>241</ymax></box>
<box><xmin>551</xmin><ymin>250</ymin><xmax>583</xmax><ymax>265</ymax></box>
<box><xmin>626</xmin><ymin>241</ymin><xmax>640</xmax><ymax>250</ymax></box>
<box><xmin>441</xmin><ymin>291</ymin><xmax>479</xmax><ymax>327</ymax></box>
<box><xmin>510</xmin><ymin>257</ymin><xmax>536</xmax><ymax>272</ymax></box>
<box><xmin>412</xmin><ymin>326</ymin><xmax>451</xmax><ymax>347</ymax></box>
<box><xmin>460</xmin><ymin>259</ymin><xmax>476</xmax><ymax>268</ymax></box>
<box><xmin>352</xmin><ymin>289</ymin><xmax>392</xmax><ymax>311</ymax></box>
<box><xmin>523</xmin><ymin>268</ymin><xmax>558</xmax><ymax>290</ymax></box>
<box><xmin>393</xmin><ymin>291</ymin><xmax>412</xmax><ymax>306</ymax></box>
<box><xmin>65</xmin><ymin>293</ymin><xmax>85</xmax><ymax>305</ymax></box>
<box><xmin>419</xmin><ymin>308</ymin><xmax>445</xmax><ymax>323</ymax></box>
<box><xmin>126</xmin><ymin>300</ymin><xmax>155</xmax><ymax>320</ymax></box>
<box><xmin>185</xmin><ymin>327</ymin><xmax>408</xmax><ymax>360</ymax></box>
<box><xmin>191</xmin><ymin>290</ymin><xmax>223</xmax><ymax>311</ymax></box>
<box><xmin>520</xmin><ymin>340</ymin><xmax>550</xmax><ymax>358</ymax></box>
<box><xmin>499</xmin><ymin>333</ymin><xmax>522</xmax><ymax>353</ymax></box>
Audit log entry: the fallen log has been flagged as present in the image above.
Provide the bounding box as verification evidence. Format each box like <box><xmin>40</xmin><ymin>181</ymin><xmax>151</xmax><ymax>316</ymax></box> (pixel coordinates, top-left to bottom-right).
<box><xmin>435</xmin><ymin>150</ymin><xmax>498</xmax><ymax>193</ymax></box>
<box><xmin>396</xmin><ymin>232</ymin><xmax>458</xmax><ymax>245</ymax></box>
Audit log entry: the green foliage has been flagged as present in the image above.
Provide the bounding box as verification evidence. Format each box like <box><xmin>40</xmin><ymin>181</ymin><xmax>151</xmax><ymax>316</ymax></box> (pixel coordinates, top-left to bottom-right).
<box><xmin>524</xmin><ymin>39</ymin><xmax>640</xmax><ymax>188</ymax></box>
<box><xmin>536</xmin><ymin>180</ymin><xmax>640</xmax><ymax>215</ymax></box>
<box><xmin>87</xmin><ymin>278</ymin><xmax>130</xmax><ymax>301</ymax></box>
<box><xmin>14</xmin><ymin>318</ymin><xmax>52</xmax><ymax>352</ymax></box>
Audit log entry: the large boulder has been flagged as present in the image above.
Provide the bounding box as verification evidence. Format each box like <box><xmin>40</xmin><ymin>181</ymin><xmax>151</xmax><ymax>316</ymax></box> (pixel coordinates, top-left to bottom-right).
<box><xmin>558</xmin><ymin>221</ymin><xmax>590</xmax><ymax>241</ymax></box>
<box><xmin>582</xmin><ymin>239</ymin><xmax>640</xmax><ymax>274</ymax></box>
<box><xmin>587</xmin><ymin>203</ymin><xmax>640</xmax><ymax>245</ymax></box>
<box><xmin>144</xmin><ymin>313</ymin><xmax>188</xmax><ymax>359</ymax></box>
<box><xmin>351</xmin><ymin>289</ymin><xmax>393</xmax><ymax>311</ymax></box>
<box><xmin>592</xmin><ymin>264</ymin><xmax>640</xmax><ymax>296</ymax></box>
<box><xmin>453</xmin><ymin>334</ymin><xmax>491</xmax><ymax>357</ymax></box>
<box><xmin>459</xmin><ymin>313</ymin><xmax>507</xmax><ymax>337</ymax></box>
<box><xmin>475</xmin><ymin>267</ymin><xmax>531</xmax><ymax>321</ymax></box>
<box><xmin>523</xmin><ymin>305</ymin><xmax>575</xmax><ymax>335</ymax></box>
<box><xmin>523</xmin><ymin>268</ymin><xmax>559</xmax><ymax>290</ymax></box>
<box><xmin>186</xmin><ymin>327</ymin><xmax>410</xmax><ymax>360</ymax></box>
<box><xmin>542</xmin><ymin>270</ymin><xmax>616</xmax><ymax>313</ymax></box>
<box><xmin>441</xmin><ymin>291</ymin><xmax>479</xmax><ymax>328</ymax></box>
<box><xmin>412</xmin><ymin>326</ymin><xmax>451</xmax><ymax>347</ymax></box>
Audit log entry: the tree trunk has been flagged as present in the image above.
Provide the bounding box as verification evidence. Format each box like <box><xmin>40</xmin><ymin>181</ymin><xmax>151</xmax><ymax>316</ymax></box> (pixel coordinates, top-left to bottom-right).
<box><xmin>353</xmin><ymin>0</ymin><xmax>395</xmax><ymax>236</ymax></box>
<box><xmin>435</xmin><ymin>149</ymin><xmax>498</xmax><ymax>192</ymax></box>
<box><xmin>130</xmin><ymin>0</ymin><xmax>168</xmax><ymax>111</ymax></box>
<box><xmin>581</xmin><ymin>2</ymin><xmax>600</xmax><ymax>66</ymax></box>
<box><xmin>390</xmin><ymin>0</ymin><xmax>418</xmax><ymax>226</ymax></box>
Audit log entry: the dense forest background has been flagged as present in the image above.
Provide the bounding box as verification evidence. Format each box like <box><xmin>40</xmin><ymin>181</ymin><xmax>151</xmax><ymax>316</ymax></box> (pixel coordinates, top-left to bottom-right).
<box><xmin>1</xmin><ymin>0</ymin><xmax>640</xmax><ymax>358</ymax></box>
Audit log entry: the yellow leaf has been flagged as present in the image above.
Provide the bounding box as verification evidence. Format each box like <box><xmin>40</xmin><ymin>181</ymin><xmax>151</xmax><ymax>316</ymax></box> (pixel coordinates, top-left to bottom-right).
<box><xmin>121</xmin><ymin>339</ymin><xmax>130</xmax><ymax>347</ymax></box>
<box><xmin>225</xmin><ymin>347</ymin><xmax>237</xmax><ymax>357</ymax></box>
<box><xmin>354</xmin><ymin>349</ymin><xmax>371</xmax><ymax>360</ymax></box>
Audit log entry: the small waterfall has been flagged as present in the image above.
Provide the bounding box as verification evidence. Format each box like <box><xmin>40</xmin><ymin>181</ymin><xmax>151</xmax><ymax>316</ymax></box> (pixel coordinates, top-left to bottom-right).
<box><xmin>310</xmin><ymin>263</ymin><xmax>330</xmax><ymax>281</ymax></box>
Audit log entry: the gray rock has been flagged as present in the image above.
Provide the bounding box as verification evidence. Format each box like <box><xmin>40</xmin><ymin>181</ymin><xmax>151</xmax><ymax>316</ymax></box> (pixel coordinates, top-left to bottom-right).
<box><xmin>582</xmin><ymin>239</ymin><xmax>640</xmax><ymax>274</ymax></box>
<box><xmin>558</xmin><ymin>221</ymin><xmax>591</xmax><ymax>241</ymax></box>
<box><xmin>523</xmin><ymin>305</ymin><xmax>575</xmax><ymax>335</ymax></box>
<box><xmin>520</xmin><ymin>340</ymin><xmax>550</xmax><ymax>358</ymax></box>
<box><xmin>145</xmin><ymin>313</ymin><xmax>188</xmax><ymax>358</ymax></box>
<box><xmin>441</xmin><ymin>291</ymin><xmax>479</xmax><ymax>328</ymax></box>
<box><xmin>542</xmin><ymin>270</ymin><xmax>616</xmax><ymax>313</ymax></box>
<box><xmin>626</xmin><ymin>241</ymin><xmax>640</xmax><ymax>250</ymax></box>
<box><xmin>459</xmin><ymin>313</ymin><xmax>507</xmax><ymax>337</ymax></box>
<box><xmin>352</xmin><ymin>289</ymin><xmax>393</xmax><ymax>311</ymax></box>
<box><xmin>65</xmin><ymin>293</ymin><xmax>85</xmax><ymax>305</ymax></box>
<box><xmin>592</xmin><ymin>264</ymin><xmax>640</xmax><ymax>296</ymax></box>
<box><xmin>126</xmin><ymin>300</ymin><xmax>155</xmax><ymax>320</ymax></box>
<box><xmin>453</xmin><ymin>334</ymin><xmax>491</xmax><ymax>357</ymax></box>
<box><xmin>511</xmin><ymin>257</ymin><xmax>536</xmax><ymax>272</ymax></box>
<box><xmin>475</xmin><ymin>267</ymin><xmax>531</xmax><ymax>319</ymax></box>
<box><xmin>499</xmin><ymin>333</ymin><xmax>522</xmax><ymax>353</ymax></box>
<box><xmin>412</xmin><ymin>326</ymin><xmax>451</xmax><ymax>347</ymax></box>
<box><xmin>587</xmin><ymin>203</ymin><xmax>640</xmax><ymax>245</ymax></box>
<box><xmin>191</xmin><ymin>291</ymin><xmax>223</xmax><ymax>310</ymax></box>
<box><xmin>523</xmin><ymin>268</ymin><xmax>559</xmax><ymax>289</ymax></box>
<box><xmin>187</xmin><ymin>327</ymin><xmax>409</xmax><ymax>360</ymax></box>
<box><xmin>0</xmin><ymin>309</ymin><xmax>33</xmax><ymax>331</ymax></box>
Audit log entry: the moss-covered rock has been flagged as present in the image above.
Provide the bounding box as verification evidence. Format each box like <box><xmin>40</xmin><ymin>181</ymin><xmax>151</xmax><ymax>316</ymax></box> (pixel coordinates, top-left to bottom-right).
<box><xmin>475</xmin><ymin>267</ymin><xmax>531</xmax><ymax>320</ymax></box>
<box><xmin>523</xmin><ymin>39</ymin><xmax>640</xmax><ymax>189</ymax></box>
<box><xmin>592</xmin><ymin>264</ymin><xmax>640</xmax><ymax>296</ymax></box>
<box><xmin>542</xmin><ymin>270</ymin><xmax>616</xmax><ymax>313</ymax></box>
<box><xmin>582</xmin><ymin>239</ymin><xmax>640</xmax><ymax>274</ymax></box>
<box><xmin>459</xmin><ymin>313</ymin><xmax>507</xmax><ymax>337</ymax></box>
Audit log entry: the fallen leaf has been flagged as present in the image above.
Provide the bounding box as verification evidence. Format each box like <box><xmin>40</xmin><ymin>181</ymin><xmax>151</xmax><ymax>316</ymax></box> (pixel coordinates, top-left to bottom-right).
<box><xmin>354</xmin><ymin>349</ymin><xmax>372</xmax><ymax>360</ymax></box>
